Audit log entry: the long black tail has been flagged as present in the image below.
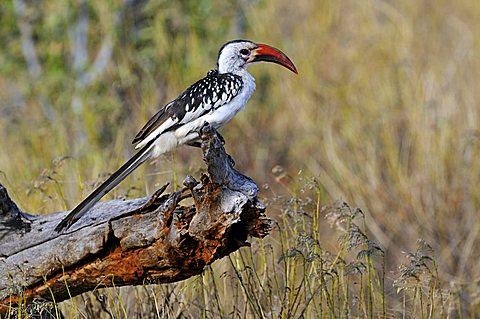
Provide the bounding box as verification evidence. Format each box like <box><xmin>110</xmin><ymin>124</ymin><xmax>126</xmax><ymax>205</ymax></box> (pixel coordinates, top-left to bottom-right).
<box><xmin>55</xmin><ymin>141</ymin><xmax>155</xmax><ymax>232</ymax></box>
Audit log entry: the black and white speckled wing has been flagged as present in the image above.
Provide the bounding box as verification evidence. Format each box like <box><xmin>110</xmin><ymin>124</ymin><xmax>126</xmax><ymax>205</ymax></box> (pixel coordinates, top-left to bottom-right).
<box><xmin>132</xmin><ymin>70</ymin><xmax>243</xmax><ymax>147</ymax></box>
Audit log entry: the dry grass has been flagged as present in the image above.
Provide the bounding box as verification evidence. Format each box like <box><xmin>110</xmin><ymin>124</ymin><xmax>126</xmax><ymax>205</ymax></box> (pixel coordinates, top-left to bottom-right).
<box><xmin>1</xmin><ymin>0</ymin><xmax>480</xmax><ymax>317</ymax></box>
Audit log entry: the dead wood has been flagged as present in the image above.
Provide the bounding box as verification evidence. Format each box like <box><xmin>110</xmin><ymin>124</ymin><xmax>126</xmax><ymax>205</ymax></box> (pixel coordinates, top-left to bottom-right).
<box><xmin>0</xmin><ymin>124</ymin><xmax>271</xmax><ymax>315</ymax></box>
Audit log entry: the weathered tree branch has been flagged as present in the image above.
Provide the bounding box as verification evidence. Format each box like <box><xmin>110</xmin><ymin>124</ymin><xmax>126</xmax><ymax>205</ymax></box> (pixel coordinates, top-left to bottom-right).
<box><xmin>0</xmin><ymin>125</ymin><xmax>271</xmax><ymax>314</ymax></box>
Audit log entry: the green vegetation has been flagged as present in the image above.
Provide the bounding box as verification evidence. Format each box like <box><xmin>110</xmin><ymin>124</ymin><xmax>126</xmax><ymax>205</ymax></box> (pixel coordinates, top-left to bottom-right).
<box><xmin>1</xmin><ymin>0</ymin><xmax>480</xmax><ymax>317</ymax></box>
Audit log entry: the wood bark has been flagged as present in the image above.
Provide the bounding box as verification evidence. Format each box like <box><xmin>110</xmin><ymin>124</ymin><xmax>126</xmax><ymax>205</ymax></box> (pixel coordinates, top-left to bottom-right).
<box><xmin>0</xmin><ymin>125</ymin><xmax>271</xmax><ymax>315</ymax></box>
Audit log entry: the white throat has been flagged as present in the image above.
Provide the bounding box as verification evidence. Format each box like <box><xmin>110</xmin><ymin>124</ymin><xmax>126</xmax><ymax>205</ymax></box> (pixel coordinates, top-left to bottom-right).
<box><xmin>218</xmin><ymin>62</ymin><xmax>246</xmax><ymax>74</ymax></box>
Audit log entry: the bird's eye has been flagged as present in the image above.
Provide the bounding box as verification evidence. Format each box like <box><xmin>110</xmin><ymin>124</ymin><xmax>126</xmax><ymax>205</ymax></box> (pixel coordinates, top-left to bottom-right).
<box><xmin>239</xmin><ymin>49</ymin><xmax>249</xmax><ymax>55</ymax></box>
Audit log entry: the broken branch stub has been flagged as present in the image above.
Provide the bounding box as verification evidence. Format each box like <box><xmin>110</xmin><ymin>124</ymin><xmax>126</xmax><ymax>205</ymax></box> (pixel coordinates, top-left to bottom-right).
<box><xmin>0</xmin><ymin>124</ymin><xmax>271</xmax><ymax>314</ymax></box>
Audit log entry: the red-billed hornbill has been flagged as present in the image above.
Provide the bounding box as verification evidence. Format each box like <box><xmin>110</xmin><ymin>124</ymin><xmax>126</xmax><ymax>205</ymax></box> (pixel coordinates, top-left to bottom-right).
<box><xmin>55</xmin><ymin>40</ymin><xmax>297</xmax><ymax>232</ymax></box>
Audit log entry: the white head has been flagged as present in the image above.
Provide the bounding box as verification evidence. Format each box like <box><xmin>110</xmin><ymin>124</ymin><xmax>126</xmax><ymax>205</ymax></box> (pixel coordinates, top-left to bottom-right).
<box><xmin>217</xmin><ymin>40</ymin><xmax>298</xmax><ymax>75</ymax></box>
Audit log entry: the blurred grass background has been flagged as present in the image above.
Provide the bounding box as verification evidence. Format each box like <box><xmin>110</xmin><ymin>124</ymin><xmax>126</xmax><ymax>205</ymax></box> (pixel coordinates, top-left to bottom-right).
<box><xmin>1</xmin><ymin>0</ymin><xmax>480</xmax><ymax>317</ymax></box>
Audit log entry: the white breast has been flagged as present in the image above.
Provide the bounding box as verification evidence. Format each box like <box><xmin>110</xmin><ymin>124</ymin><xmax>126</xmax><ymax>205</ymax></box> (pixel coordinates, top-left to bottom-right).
<box><xmin>152</xmin><ymin>70</ymin><xmax>256</xmax><ymax>157</ymax></box>
<box><xmin>202</xmin><ymin>70</ymin><xmax>256</xmax><ymax>128</ymax></box>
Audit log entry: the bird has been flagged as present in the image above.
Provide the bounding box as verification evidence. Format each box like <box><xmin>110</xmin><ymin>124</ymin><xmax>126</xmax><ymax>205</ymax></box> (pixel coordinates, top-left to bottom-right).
<box><xmin>55</xmin><ymin>39</ymin><xmax>297</xmax><ymax>232</ymax></box>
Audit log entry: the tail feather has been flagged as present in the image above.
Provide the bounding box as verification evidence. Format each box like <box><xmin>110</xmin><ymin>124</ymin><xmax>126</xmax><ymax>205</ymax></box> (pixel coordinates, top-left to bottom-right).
<box><xmin>55</xmin><ymin>141</ymin><xmax>155</xmax><ymax>232</ymax></box>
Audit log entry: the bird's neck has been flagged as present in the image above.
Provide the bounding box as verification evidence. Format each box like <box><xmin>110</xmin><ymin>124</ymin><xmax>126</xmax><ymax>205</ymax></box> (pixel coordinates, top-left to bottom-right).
<box><xmin>237</xmin><ymin>69</ymin><xmax>256</xmax><ymax>101</ymax></box>
<box><xmin>222</xmin><ymin>67</ymin><xmax>254</xmax><ymax>82</ymax></box>
<box><xmin>218</xmin><ymin>67</ymin><xmax>255</xmax><ymax>95</ymax></box>
<box><xmin>219</xmin><ymin>63</ymin><xmax>249</xmax><ymax>75</ymax></box>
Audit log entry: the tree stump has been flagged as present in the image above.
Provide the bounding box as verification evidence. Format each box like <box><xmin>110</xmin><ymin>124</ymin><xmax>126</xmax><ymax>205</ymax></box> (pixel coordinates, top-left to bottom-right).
<box><xmin>0</xmin><ymin>125</ymin><xmax>271</xmax><ymax>315</ymax></box>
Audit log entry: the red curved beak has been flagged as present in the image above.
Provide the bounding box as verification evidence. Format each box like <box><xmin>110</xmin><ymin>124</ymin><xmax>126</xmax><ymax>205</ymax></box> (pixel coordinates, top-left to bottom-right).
<box><xmin>251</xmin><ymin>43</ymin><xmax>298</xmax><ymax>74</ymax></box>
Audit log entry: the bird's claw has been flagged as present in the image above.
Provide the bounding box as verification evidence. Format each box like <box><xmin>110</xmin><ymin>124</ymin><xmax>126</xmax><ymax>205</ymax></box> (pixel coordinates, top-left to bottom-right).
<box><xmin>200</xmin><ymin>121</ymin><xmax>212</xmax><ymax>135</ymax></box>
